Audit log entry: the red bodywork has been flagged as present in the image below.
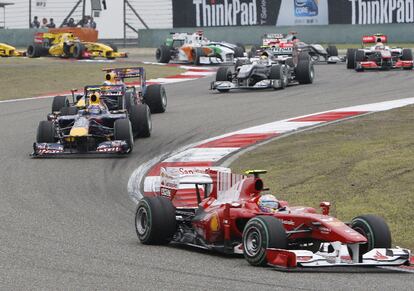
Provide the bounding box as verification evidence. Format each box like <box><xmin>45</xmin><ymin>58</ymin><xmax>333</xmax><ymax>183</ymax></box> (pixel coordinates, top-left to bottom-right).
<box><xmin>160</xmin><ymin>168</ymin><xmax>367</xmax><ymax>248</ymax></box>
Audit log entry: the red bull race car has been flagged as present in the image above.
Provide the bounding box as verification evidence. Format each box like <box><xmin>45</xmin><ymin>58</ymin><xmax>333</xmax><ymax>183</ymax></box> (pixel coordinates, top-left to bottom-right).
<box><xmin>135</xmin><ymin>168</ymin><xmax>411</xmax><ymax>269</ymax></box>
<box><xmin>346</xmin><ymin>34</ymin><xmax>413</xmax><ymax>71</ymax></box>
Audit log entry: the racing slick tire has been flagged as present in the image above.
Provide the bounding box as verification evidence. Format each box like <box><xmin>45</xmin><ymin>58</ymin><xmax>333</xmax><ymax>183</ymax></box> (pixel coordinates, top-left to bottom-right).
<box><xmin>129</xmin><ymin>104</ymin><xmax>152</xmax><ymax>138</ymax></box>
<box><xmin>326</xmin><ymin>45</ymin><xmax>338</xmax><ymax>57</ymax></box>
<box><xmin>401</xmin><ymin>49</ymin><xmax>413</xmax><ymax>70</ymax></box>
<box><xmin>51</xmin><ymin>95</ymin><xmax>69</xmax><ymax>113</ymax></box>
<box><xmin>27</xmin><ymin>43</ymin><xmax>46</xmax><ymax>58</ymax></box>
<box><xmin>233</xmin><ymin>46</ymin><xmax>245</xmax><ymax>58</ymax></box>
<box><xmin>143</xmin><ymin>84</ymin><xmax>167</xmax><ymax>114</ymax></box>
<box><xmin>215</xmin><ymin>67</ymin><xmax>232</xmax><ymax>93</ymax></box>
<box><xmin>346</xmin><ymin>49</ymin><xmax>356</xmax><ymax>69</ymax></box>
<box><xmin>60</xmin><ymin>106</ymin><xmax>78</xmax><ymax>116</ymax></box>
<box><xmin>193</xmin><ymin>47</ymin><xmax>204</xmax><ymax>65</ymax></box>
<box><xmin>114</xmin><ymin>118</ymin><xmax>134</xmax><ymax>151</ymax></box>
<box><xmin>236</xmin><ymin>43</ymin><xmax>246</xmax><ymax>52</ymax></box>
<box><xmin>355</xmin><ymin>50</ymin><xmax>366</xmax><ymax>72</ymax></box>
<box><xmin>296</xmin><ymin>54</ymin><xmax>314</xmax><ymax>84</ymax></box>
<box><xmin>135</xmin><ymin>196</ymin><xmax>176</xmax><ymax>245</ymax></box>
<box><xmin>155</xmin><ymin>45</ymin><xmax>171</xmax><ymax>63</ymax></box>
<box><xmin>298</xmin><ymin>51</ymin><xmax>311</xmax><ymax>61</ymax></box>
<box><xmin>269</xmin><ymin>65</ymin><xmax>287</xmax><ymax>89</ymax></box>
<box><xmin>36</xmin><ymin>120</ymin><xmax>56</xmax><ymax>143</ymax></box>
<box><xmin>243</xmin><ymin>216</ymin><xmax>288</xmax><ymax>266</ymax></box>
<box><xmin>350</xmin><ymin>214</ymin><xmax>392</xmax><ymax>262</ymax></box>
<box><xmin>73</xmin><ymin>43</ymin><xmax>85</xmax><ymax>59</ymax></box>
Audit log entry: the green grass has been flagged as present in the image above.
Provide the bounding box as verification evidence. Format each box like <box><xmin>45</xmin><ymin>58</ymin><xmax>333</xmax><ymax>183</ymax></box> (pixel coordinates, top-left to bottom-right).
<box><xmin>231</xmin><ymin>105</ymin><xmax>414</xmax><ymax>249</ymax></box>
<box><xmin>0</xmin><ymin>58</ymin><xmax>184</xmax><ymax>100</ymax></box>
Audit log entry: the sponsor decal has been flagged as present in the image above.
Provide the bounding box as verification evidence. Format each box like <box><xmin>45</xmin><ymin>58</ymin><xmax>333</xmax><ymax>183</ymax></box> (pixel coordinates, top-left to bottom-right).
<box><xmin>295</xmin><ymin>0</ymin><xmax>319</xmax><ymax>17</ymax></box>
<box><xmin>319</xmin><ymin>226</ymin><xmax>331</xmax><ymax>234</ymax></box>
<box><xmin>281</xmin><ymin>219</ymin><xmax>295</xmax><ymax>226</ymax></box>
<box><xmin>209</xmin><ymin>212</ymin><xmax>221</xmax><ymax>231</ymax></box>
<box><xmin>373</xmin><ymin>250</ymin><xmax>389</xmax><ymax>260</ymax></box>
<box><xmin>349</xmin><ymin>0</ymin><xmax>414</xmax><ymax>24</ymax></box>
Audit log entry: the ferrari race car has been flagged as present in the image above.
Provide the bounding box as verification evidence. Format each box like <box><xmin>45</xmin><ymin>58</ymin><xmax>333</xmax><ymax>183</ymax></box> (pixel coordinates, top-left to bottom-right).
<box><xmin>346</xmin><ymin>34</ymin><xmax>413</xmax><ymax>71</ymax></box>
<box><xmin>32</xmin><ymin>67</ymin><xmax>166</xmax><ymax>156</ymax></box>
<box><xmin>155</xmin><ymin>31</ymin><xmax>244</xmax><ymax>65</ymax></box>
<box><xmin>211</xmin><ymin>50</ymin><xmax>314</xmax><ymax>92</ymax></box>
<box><xmin>250</xmin><ymin>32</ymin><xmax>341</xmax><ymax>64</ymax></box>
<box><xmin>135</xmin><ymin>168</ymin><xmax>411</xmax><ymax>269</ymax></box>
<box><xmin>26</xmin><ymin>32</ymin><xmax>127</xmax><ymax>59</ymax></box>
<box><xmin>0</xmin><ymin>43</ymin><xmax>26</xmax><ymax>57</ymax></box>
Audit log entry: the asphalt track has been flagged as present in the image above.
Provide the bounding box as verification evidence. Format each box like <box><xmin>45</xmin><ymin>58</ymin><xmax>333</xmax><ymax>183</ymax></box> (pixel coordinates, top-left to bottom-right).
<box><xmin>1</xmin><ymin>63</ymin><xmax>414</xmax><ymax>290</ymax></box>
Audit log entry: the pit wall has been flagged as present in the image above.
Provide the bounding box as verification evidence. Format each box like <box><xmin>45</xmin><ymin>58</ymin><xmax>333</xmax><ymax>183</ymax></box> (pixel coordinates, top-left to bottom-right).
<box><xmin>2</xmin><ymin>24</ymin><xmax>414</xmax><ymax>48</ymax></box>
<box><xmin>137</xmin><ymin>24</ymin><xmax>414</xmax><ymax>47</ymax></box>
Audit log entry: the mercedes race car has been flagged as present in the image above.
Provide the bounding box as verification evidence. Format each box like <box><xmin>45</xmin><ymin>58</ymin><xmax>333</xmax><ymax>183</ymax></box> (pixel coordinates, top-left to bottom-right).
<box><xmin>250</xmin><ymin>32</ymin><xmax>341</xmax><ymax>64</ymax></box>
<box><xmin>27</xmin><ymin>32</ymin><xmax>127</xmax><ymax>59</ymax></box>
<box><xmin>211</xmin><ymin>50</ymin><xmax>314</xmax><ymax>92</ymax></box>
<box><xmin>135</xmin><ymin>167</ymin><xmax>411</xmax><ymax>269</ymax></box>
<box><xmin>156</xmin><ymin>31</ymin><xmax>244</xmax><ymax>65</ymax></box>
<box><xmin>0</xmin><ymin>43</ymin><xmax>26</xmax><ymax>57</ymax></box>
<box><xmin>346</xmin><ymin>34</ymin><xmax>413</xmax><ymax>71</ymax></box>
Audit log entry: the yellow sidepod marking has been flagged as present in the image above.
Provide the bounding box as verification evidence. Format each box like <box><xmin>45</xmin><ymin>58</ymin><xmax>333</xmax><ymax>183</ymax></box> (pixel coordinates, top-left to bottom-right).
<box><xmin>70</xmin><ymin>127</ymin><xmax>88</xmax><ymax>137</ymax></box>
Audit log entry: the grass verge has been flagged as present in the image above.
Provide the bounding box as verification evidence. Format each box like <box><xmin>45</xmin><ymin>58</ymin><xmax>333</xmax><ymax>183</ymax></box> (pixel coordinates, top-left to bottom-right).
<box><xmin>0</xmin><ymin>58</ymin><xmax>184</xmax><ymax>100</ymax></box>
<box><xmin>231</xmin><ymin>105</ymin><xmax>414</xmax><ymax>249</ymax></box>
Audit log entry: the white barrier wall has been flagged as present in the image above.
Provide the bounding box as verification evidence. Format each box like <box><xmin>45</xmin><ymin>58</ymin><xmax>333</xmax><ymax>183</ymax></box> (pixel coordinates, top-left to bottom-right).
<box><xmin>4</xmin><ymin>0</ymin><xmax>172</xmax><ymax>39</ymax></box>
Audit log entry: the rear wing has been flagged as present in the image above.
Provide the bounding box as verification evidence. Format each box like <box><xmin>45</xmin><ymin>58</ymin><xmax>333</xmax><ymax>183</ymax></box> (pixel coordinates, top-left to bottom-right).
<box><xmin>362</xmin><ymin>34</ymin><xmax>388</xmax><ymax>44</ymax></box>
<box><xmin>102</xmin><ymin>67</ymin><xmax>146</xmax><ymax>89</ymax></box>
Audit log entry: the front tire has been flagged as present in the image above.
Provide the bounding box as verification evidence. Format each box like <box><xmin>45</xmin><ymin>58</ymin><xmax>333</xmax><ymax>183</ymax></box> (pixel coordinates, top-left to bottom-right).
<box><xmin>346</xmin><ymin>48</ymin><xmax>356</xmax><ymax>69</ymax></box>
<box><xmin>143</xmin><ymin>84</ymin><xmax>167</xmax><ymax>113</ymax></box>
<box><xmin>114</xmin><ymin>118</ymin><xmax>134</xmax><ymax>151</ymax></box>
<box><xmin>129</xmin><ymin>104</ymin><xmax>152</xmax><ymax>138</ymax></box>
<box><xmin>296</xmin><ymin>53</ymin><xmax>314</xmax><ymax>84</ymax></box>
<box><xmin>326</xmin><ymin>45</ymin><xmax>338</xmax><ymax>57</ymax></box>
<box><xmin>135</xmin><ymin>196</ymin><xmax>176</xmax><ymax>245</ymax></box>
<box><xmin>36</xmin><ymin>121</ymin><xmax>56</xmax><ymax>143</ymax></box>
<box><xmin>51</xmin><ymin>95</ymin><xmax>69</xmax><ymax>113</ymax></box>
<box><xmin>269</xmin><ymin>64</ymin><xmax>287</xmax><ymax>89</ymax></box>
<box><xmin>242</xmin><ymin>216</ymin><xmax>287</xmax><ymax>266</ymax></box>
<box><xmin>215</xmin><ymin>67</ymin><xmax>232</xmax><ymax>93</ymax></box>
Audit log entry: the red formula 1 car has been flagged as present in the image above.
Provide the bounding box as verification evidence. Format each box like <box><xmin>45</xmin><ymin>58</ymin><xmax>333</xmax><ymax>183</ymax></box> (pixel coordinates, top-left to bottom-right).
<box><xmin>135</xmin><ymin>168</ymin><xmax>411</xmax><ymax>269</ymax></box>
<box><xmin>346</xmin><ymin>34</ymin><xmax>413</xmax><ymax>71</ymax></box>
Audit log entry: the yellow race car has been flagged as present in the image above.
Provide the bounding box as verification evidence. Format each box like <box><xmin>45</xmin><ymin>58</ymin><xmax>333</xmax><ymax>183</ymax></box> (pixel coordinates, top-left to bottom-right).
<box><xmin>0</xmin><ymin>43</ymin><xmax>26</xmax><ymax>57</ymax></box>
<box><xmin>26</xmin><ymin>32</ymin><xmax>127</xmax><ymax>60</ymax></box>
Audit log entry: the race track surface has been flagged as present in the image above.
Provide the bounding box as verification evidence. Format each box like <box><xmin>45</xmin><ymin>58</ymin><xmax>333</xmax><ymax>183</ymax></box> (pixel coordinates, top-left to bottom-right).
<box><xmin>1</xmin><ymin>64</ymin><xmax>414</xmax><ymax>290</ymax></box>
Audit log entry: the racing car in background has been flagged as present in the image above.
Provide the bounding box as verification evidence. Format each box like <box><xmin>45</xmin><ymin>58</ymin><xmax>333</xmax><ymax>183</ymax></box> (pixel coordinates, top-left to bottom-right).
<box><xmin>135</xmin><ymin>167</ymin><xmax>411</xmax><ymax>269</ymax></box>
<box><xmin>26</xmin><ymin>32</ymin><xmax>127</xmax><ymax>59</ymax></box>
<box><xmin>346</xmin><ymin>34</ymin><xmax>413</xmax><ymax>71</ymax></box>
<box><xmin>250</xmin><ymin>32</ymin><xmax>341</xmax><ymax>64</ymax></box>
<box><xmin>155</xmin><ymin>31</ymin><xmax>245</xmax><ymax>65</ymax></box>
<box><xmin>211</xmin><ymin>50</ymin><xmax>314</xmax><ymax>92</ymax></box>
<box><xmin>0</xmin><ymin>43</ymin><xmax>26</xmax><ymax>57</ymax></box>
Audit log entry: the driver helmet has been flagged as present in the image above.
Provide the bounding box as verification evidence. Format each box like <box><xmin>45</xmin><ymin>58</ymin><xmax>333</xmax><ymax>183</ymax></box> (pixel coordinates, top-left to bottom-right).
<box><xmin>375</xmin><ymin>42</ymin><xmax>385</xmax><ymax>50</ymax></box>
<box><xmin>259</xmin><ymin>52</ymin><xmax>269</xmax><ymax>64</ymax></box>
<box><xmin>104</xmin><ymin>72</ymin><xmax>118</xmax><ymax>85</ymax></box>
<box><xmin>258</xmin><ymin>194</ymin><xmax>279</xmax><ymax>213</ymax></box>
<box><xmin>88</xmin><ymin>92</ymin><xmax>102</xmax><ymax>114</ymax></box>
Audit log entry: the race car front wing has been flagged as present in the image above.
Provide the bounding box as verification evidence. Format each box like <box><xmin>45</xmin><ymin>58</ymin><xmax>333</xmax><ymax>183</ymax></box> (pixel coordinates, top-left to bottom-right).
<box><xmin>211</xmin><ymin>79</ymin><xmax>283</xmax><ymax>91</ymax></box>
<box><xmin>31</xmin><ymin>140</ymin><xmax>131</xmax><ymax>157</ymax></box>
<box><xmin>266</xmin><ymin>244</ymin><xmax>411</xmax><ymax>268</ymax></box>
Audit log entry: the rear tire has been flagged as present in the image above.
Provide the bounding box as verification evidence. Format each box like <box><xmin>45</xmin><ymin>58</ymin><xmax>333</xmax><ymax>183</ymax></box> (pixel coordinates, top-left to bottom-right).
<box><xmin>350</xmin><ymin>214</ymin><xmax>392</xmax><ymax>262</ymax></box>
<box><xmin>51</xmin><ymin>95</ymin><xmax>69</xmax><ymax>113</ymax></box>
<box><xmin>296</xmin><ymin>54</ymin><xmax>314</xmax><ymax>84</ymax></box>
<box><xmin>129</xmin><ymin>104</ymin><xmax>152</xmax><ymax>138</ymax></box>
<box><xmin>193</xmin><ymin>47</ymin><xmax>204</xmax><ymax>65</ymax></box>
<box><xmin>60</xmin><ymin>106</ymin><xmax>78</xmax><ymax>116</ymax></box>
<box><xmin>73</xmin><ymin>43</ymin><xmax>85</xmax><ymax>59</ymax></box>
<box><xmin>36</xmin><ymin>120</ymin><xmax>56</xmax><ymax>143</ymax></box>
<box><xmin>346</xmin><ymin>48</ymin><xmax>356</xmax><ymax>69</ymax></box>
<box><xmin>135</xmin><ymin>196</ymin><xmax>176</xmax><ymax>245</ymax></box>
<box><xmin>233</xmin><ymin>46</ymin><xmax>244</xmax><ymax>58</ymax></box>
<box><xmin>143</xmin><ymin>84</ymin><xmax>167</xmax><ymax>113</ymax></box>
<box><xmin>156</xmin><ymin>45</ymin><xmax>171</xmax><ymax>63</ymax></box>
<box><xmin>243</xmin><ymin>216</ymin><xmax>287</xmax><ymax>266</ymax></box>
<box><xmin>326</xmin><ymin>45</ymin><xmax>338</xmax><ymax>57</ymax></box>
<box><xmin>27</xmin><ymin>44</ymin><xmax>45</xmax><ymax>58</ymax></box>
<box><xmin>114</xmin><ymin>118</ymin><xmax>134</xmax><ymax>151</ymax></box>
<box><xmin>355</xmin><ymin>50</ymin><xmax>365</xmax><ymax>72</ymax></box>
